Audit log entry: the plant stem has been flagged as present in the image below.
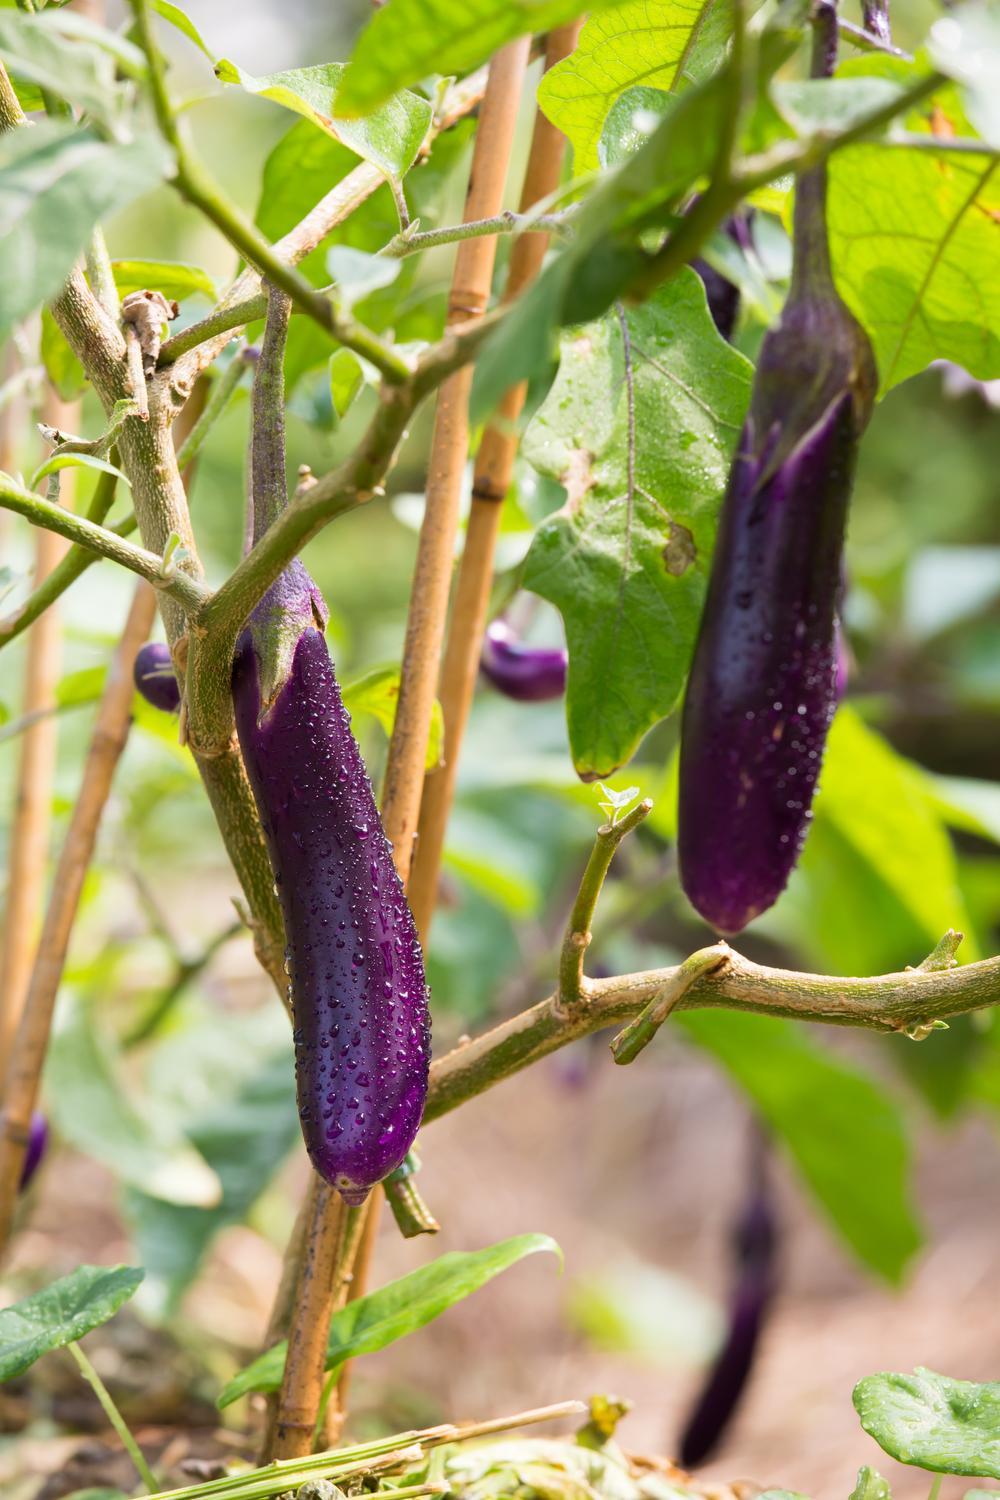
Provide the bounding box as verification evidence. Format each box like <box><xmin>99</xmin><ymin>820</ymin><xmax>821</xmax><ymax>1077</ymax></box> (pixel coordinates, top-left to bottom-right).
<box><xmin>161</xmin><ymin>67</ymin><xmax>490</xmax><ymax>381</ymax></box>
<box><xmin>407</xmin><ymin>21</ymin><xmax>582</xmax><ymax>941</ymax></box>
<box><xmin>611</xmin><ymin>943</ymin><xmax>732</xmax><ymax>1064</ymax></box>
<box><xmin>122</xmin><ymin>919</ymin><xmax>243</xmax><ymax>1048</ymax></box>
<box><xmin>840</xmin><ymin>17</ymin><xmax>906</xmax><ymax>58</ymax></box>
<box><xmin>128</xmin><ymin>0</ymin><xmax>410</xmax><ymax>384</ymax></box>
<box><xmin>0</xmin><ymin>471</ymin><xmax>209</xmax><ymax>612</ymax></box>
<box><xmin>381</xmin><ymin>208</ymin><xmax>571</xmax><ymax>259</ymax></box>
<box><xmin>0</xmin><ymin>60</ymin><xmax>26</xmax><ymax>129</ymax></box>
<box><xmin>0</xmin><ymin>393</ymin><xmax>76</xmax><ymax>1085</ymax></box>
<box><xmin>327</xmin><ymin>1184</ymin><xmax>384</xmax><ymax>1441</ymax></box>
<box><xmin>68</xmin><ymin>1340</ymin><xmax>158</xmax><ymax>1493</ymax></box>
<box><xmin>557</xmin><ymin>800</ymin><xmax>653</xmax><ymax>1008</ymax></box>
<box><xmin>0</xmin><ymin>584</ymin><xmax>156</xmax><ymax>1256</ymax></box>
<box><xmin>266</xmin><ymin>39</ymin><xmax>532</xmax><ymax>1463</ymax></box>
<box><xmin>861</xmin><ymin>0</ymin><xmax>892</xmax><ymax>47</ymax></box>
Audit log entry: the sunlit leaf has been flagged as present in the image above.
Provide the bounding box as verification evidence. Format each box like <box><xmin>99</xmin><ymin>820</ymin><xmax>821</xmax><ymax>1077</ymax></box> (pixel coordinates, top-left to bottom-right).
<box><xmin>218</xmin><ymin>1232</ymin><xmax>561</xmax><ymax>1406</ymax></box>
<box><xmin>111</xmin><ymin>259</ymin><xmax>216</xmax><ymax>301</ymax></box>
<box><xmin>151</xmin><ymin>0</ymin><xmax>213</xmax><ymax>59</ymax></box>
<box><xmin>343</xmin><ymin>664</ymin><xmax>443</xmax><ymax>768</ymax></box>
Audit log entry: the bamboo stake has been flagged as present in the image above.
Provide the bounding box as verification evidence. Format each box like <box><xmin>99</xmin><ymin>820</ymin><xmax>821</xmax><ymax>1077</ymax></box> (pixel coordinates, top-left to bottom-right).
<box><xmin>0</xmin><ymin>393</ymin><xmax>78</xmax><ymax>1081</ymax></box>
<box><xmin>267</xmin><ymin>39</ymin><xmax>531</xmax><ymax>1461</ymax></box>
<box><xmin>407</xmin><ymin>23</ymin><xmax>581</xmax><ymax>939</ymax></box>
<box><xmin>0</xmin><ymin>582</ymin><xmax>157</xmax><ymax>1253</ymax></box>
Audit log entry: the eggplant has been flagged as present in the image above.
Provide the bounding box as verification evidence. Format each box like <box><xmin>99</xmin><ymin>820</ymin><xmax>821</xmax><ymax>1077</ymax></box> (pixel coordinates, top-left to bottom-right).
<box><xmin>19</xmin><ymin>1111</ymin><xmax>47</xmax><ymax>1192</ymax></box>
<box><xmin>480</xmin><ymin>619</ymin><xmax>567</xmax><ymax>702</ymax></box>
<box><xmin>692</xmin><ymin>214</ymin><xmax>753</xmax><ymax>342</ymax></box>
<box><xmin>232</xmin><ymin>286</ymin><xmax>429</xmax><ymax>1204</ymax></box>
<box><xmin>133</xmin><ymin>642</ymin><xmax>180</xmax><ymax>713</ymax></box>
<box><xmin>677</xmin><ymin>166</ymin><xmax>876</xmax><ymax>935</ymax></box>
<box><xmin>678</xmin><ymin>1136</ymin><xmax>778</xmax><ymax>1467</ymax></box>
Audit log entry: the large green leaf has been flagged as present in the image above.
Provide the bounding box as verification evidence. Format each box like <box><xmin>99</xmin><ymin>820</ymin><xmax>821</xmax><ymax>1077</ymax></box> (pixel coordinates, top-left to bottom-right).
<box><xmin>0</xmin><ymin>12</ymin><xmax>130</xmax><ymax>131</ymax></box>
<box><xmin>46</xmin><ymin>1000</ymin><xmax>221</xmax><ymax>1208</ymax></box>
<box><xmin>0</xmin><ymin>123</ymin><xmax>170</xmax><ymax>344</ymax></box>
<box><xmin>538</xmin><ymin>0</ymin><xmax>736</xmax><ymax>173</ymax></box>
<box><xmin>854</xmin><ymin>1368</ymin><xmax>1000</xmax><ymax>1478</ymax></box>
<box><xmin>335</xmin><ymin>0</ymin><xmax>611</xmax><ymax>120</ymax></box>
<box><xmin>521</xmin><ymin>270</ymin><xmax>751</xmax><ymax>779</ymax></box>
<box><xmin>218</xmin><ymin>1232</ymin><xmax>561</xmax><ymax>1407</ymax></box>
<box><xmin>680</xmin><ymin>1012</ymin><xmax>922</xmax><ymax>1282</ymax></box>
<box><xmin>215</xmin><ymin>59</ymin><xmax>431</xmax><ymax>181</ymax></box>
<box><xmin>813</xmin><ymin>708</ymin><xmax>975</xmax><ymax>957</ymax></box>
<box><xmin>826</xmin><ymin>57</ymin><xmax>1000</xmax><ymax>394</ymax></box>
<box><xmin>126</xmin><ymin>1040</ymin><xmax>299</xmax><ymax>1314</ymax></box>
<box><xmin>110</xmin><ymin>259</ymin><xmax>216</xmax><ymax>301</ymax></box>
<box><xmin>0</xmin><ymin>1266</ymin><xmax>143</xmax><ymax>1382</ymax></box>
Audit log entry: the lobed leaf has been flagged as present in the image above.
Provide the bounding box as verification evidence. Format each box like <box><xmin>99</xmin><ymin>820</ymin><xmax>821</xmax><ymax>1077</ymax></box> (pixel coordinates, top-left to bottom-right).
<box><xmin>522</xmin><ymin>271</ymin><xmax>752</xmax><ymax>779</ymax></box>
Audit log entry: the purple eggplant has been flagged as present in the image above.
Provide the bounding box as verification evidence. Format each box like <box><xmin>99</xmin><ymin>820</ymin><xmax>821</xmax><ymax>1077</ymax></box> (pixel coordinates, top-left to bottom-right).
<box><xmin>677</xmin><ymin>164</ymin><xmax>876</xmax><ymax>936</ymax></box>
<box><xmin>232</xmin><ymin>287</ymin><xmax>429</xmax><ymax>1204</ymax></box>
<box><xmin>692</xmin><ymin>214</ymin><xmax>753</xmax><ymax>342</ymax></box>
<box><xmin>679</xmin><ymin>1136</ymin><xmax>778</xmax><ymax>1467</ymax></box>
<box><xmin>19</xmin><ymin>1111</ymin><xmax>47</xmax><ymax>1192</ymax></box>
<box><xmin>133</xmin><ymin>642</ymin><xmax>181</xmax><ymax>714</ymax></box>
<box><xmin>480</xmin><ymin>619</ymin><xmax>567</xmax><ymax>702</ymax></box>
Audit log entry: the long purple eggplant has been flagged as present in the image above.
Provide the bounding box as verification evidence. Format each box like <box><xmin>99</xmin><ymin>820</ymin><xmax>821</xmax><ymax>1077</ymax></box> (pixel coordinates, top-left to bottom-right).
<box><xmin>133</xmin><ymin>642</ymin><xmax>181</xmax><ymax>714</ymax></box>
<box><xmin>692</xmin><ymin>213</ymin><xmax>753</xmax><ymax>342</ymax></box>
<box><xmin>19</xmin><ymin>1111</ymin><xmax>47</xmax><ymax>1192</ymax></box>
<box><xmin>679</xmin><ymin>1135</ymin><xmax>778</xmax><ymax>1466</ymax></box>
<box><xmin>677</xmin><ymin>161</ymin><xmax>876</xmax><ymax>935</ymax></box>
<box><xmin>480</xmin><ymin>619</ymin><xmax>567</xmax><ymax>702</ymax></box>
<box><xmin>232</xmin><ymin>288</ymin><xmax>430</xmax><ymax>1204</ymax></box>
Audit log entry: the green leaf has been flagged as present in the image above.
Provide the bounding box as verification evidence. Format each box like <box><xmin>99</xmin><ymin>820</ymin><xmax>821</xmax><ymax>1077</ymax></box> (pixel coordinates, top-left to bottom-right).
<box><xmin>41</xmin><ymin>307</ymin><xmax>86</xmax><ymax>400</ymax></box>
<box><xmin>46</xmin><ymin>1000</ymin><xmax>222</xmax><ymax>1208</ymax></box>
<box><xmin>0</xmin><ymin>1265</ymin><xmax>143</xmax><ymax>1382</ymax></box>
<box><xmin>326</xmin><ymin>245</ymin><xmax>400</xmax><ymax>310</ymax></box>
<box><xmin>214</xmin><ymin>59</ymin><xmax>432</xmax><ymax>180</ymax></box>
<box><xmin>30</xmin><ymin>452</ymin><xmax>130</xmax><ymax>489</ymax></box>
<box><xmin>538</xmin><ymin>0</ymin><xmax>738</xmax><ymax>174</ymax></box>
<box><xmin>328</xmin><ymin>348</ymin><xmax>365</xmax><ymax>419</ymax></box>
<box><xmin>680</xmin><ymin>1011</ymin><xmax>923</xmax><ymax>1282</ymax></box>
<box><xmin>826</xmin><ymin>58</ymin><xmax>1000</xmax><ymax>394</ymax></box>
<box><xmin>111</xmin><ymin>259</ymin><xmax>216</xmax><ymax>302</ymax></box>
<box><xmin>343</xmin><ymin>664</ymin><xmax>443</xmax><ymax>768</ymax></box>
<box><xmin>0</xmin><ymin>123</ymin><xmax>170</xmax><ymax>345</ymax></box>
<box><xmin>151</xmin><ymin>0</ymin><xmax>212</xmax><ymax>59</ymax></box>
<box><xmin>471</xmin><ymin>69</ymin><xmax>731</xmax><ymax>418</ymax></box>
<box><xmin>335</xmin><ymin>0</ymin><xmax>607</xmax><ymax>119</ymax></box>
<box><xmin>521</xmin><ymin>271</ymin><xmax>752</xmax><ymax>779</ymax></box>
<box><xmin>125</xmin><ymin>1021</ymin><xmax>299</xmax><ymax>1314</ymax></box>
<box><xmin>0</xmin><ymin>12</ymin><xmax>129</xmax><ymax>131</ymax></box>
<box><xmin>849</xmin><ymin>1468</ymin><xmax>891</xmax><ymax>1500</ymax></box>
<box><xmin>854</xmin><ymin>1368</ymin><xmax>1000</xmax><ymax>1478</ymax></box>
<box><xmin>218</xmin><ymin>1232</ymin><xmax>561</xmax><ymax>1407</ymax></box>
<box><xmin>813</xmin><ymin>708</ymin><xmax>975</xmax><ymax>957</ymax></box>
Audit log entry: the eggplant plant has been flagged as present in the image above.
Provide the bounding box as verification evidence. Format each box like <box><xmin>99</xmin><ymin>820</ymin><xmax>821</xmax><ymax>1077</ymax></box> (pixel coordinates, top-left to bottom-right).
<box><xmin>3</xmin><ymin>0</ymin><xmax>1000</xmax><ymax>1492</ymax></box>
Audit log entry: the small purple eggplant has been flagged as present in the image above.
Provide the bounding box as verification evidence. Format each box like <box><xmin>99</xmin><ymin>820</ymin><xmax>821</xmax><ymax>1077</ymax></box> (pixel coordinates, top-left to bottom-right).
<box><xmin>692</xmin><ymin>214</ymin><xmax>753</xmax><ymax>342</ymax></box>
<box><xmin>480</xmin><ymin>619</ymin><xmax>567</xmax><ymax>702</ymax></box>
<box><xmin>677</xmin><ymin>166</ymin><xmax>876</xmax><ymax>936</ymax></box>
<box><xmin>19</xmin><ymin>1111</ymin><xmax>48</xmax><ymax>1192</ymax></box>
<box><xmin>133</xmin><ymin>642</ymin><xmax>181</xmax><ymax>714</ymax></box>
<box><xmin>232</xmin><ymin>287</ymin><xmax>430</xmax><ymax>1205</ymax></box>
<box><xmin>679</xmin><ymin>1136</ymin><xmax>778</xmax><ymax>1467</ymax></box>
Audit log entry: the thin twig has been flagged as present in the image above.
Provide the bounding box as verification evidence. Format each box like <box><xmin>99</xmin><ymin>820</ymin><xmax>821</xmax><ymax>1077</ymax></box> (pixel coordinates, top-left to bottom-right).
<box><xmin>381</xmin><ymin>208</ymin><xmax>572</xmax><ymax>259</ymax></box>
<box><xmin>611</xmin><ymin>943</ymin><xmax>732</xmax><ymax>1064</ymax></box>
<box><xmin>0</xmin><ymin>584</ymin><xmax>157</xmax><ymax>1255</ymax></box>
<box><xmin>557</xmin><ymin>800</ymin><xmax>653</xmax><ymax>1009</ymax></box>
<box><xmin>68</xmin><ymin>1341</ymin><xmax>157</xmax><ymax>1493</ymax></box>
<box><xmin>407</xmin><ymin>21</ymin><xmax>582</xmax><ymax>942</ymax></box>
<box><xmin>265</xmin><ymin>39</ymin><xmax>532</xmax><ymax>1463</ymax></box>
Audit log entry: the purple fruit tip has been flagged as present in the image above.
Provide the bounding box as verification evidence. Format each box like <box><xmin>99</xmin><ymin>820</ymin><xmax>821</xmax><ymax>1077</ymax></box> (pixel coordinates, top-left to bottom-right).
<box><xmin>134</xmin><ymin>641</ymin><xmax>181</xmax><ymax>714</ymax></box>
<box><xmin>481</xmin><ymin>619</ymin><xmax>567</xmax><ymax>702</ymax></box>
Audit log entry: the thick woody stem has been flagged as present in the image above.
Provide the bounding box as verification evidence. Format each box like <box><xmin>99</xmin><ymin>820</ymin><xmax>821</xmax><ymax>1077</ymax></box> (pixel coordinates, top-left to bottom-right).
<box><xmin>267</xmin><ymin>40</ymin><xmax>532</xmax><ymax>1462</ymax></box>
<box><xmin>0</xmin><ymin>583</ymin><xmax>157</xmax><ymax>1256</ymax></box>
<box><xmin>407</xmin><ymin>22</ymin><xmax>581</xmax><ymax>940</ymax></box>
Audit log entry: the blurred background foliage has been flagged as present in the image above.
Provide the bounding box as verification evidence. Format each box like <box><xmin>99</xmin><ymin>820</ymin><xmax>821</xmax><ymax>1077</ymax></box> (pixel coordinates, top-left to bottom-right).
<box><xmin>2</xmin><ymin>0</ymin><xmax>1000</xmax><ymax>1490</ymax></box>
